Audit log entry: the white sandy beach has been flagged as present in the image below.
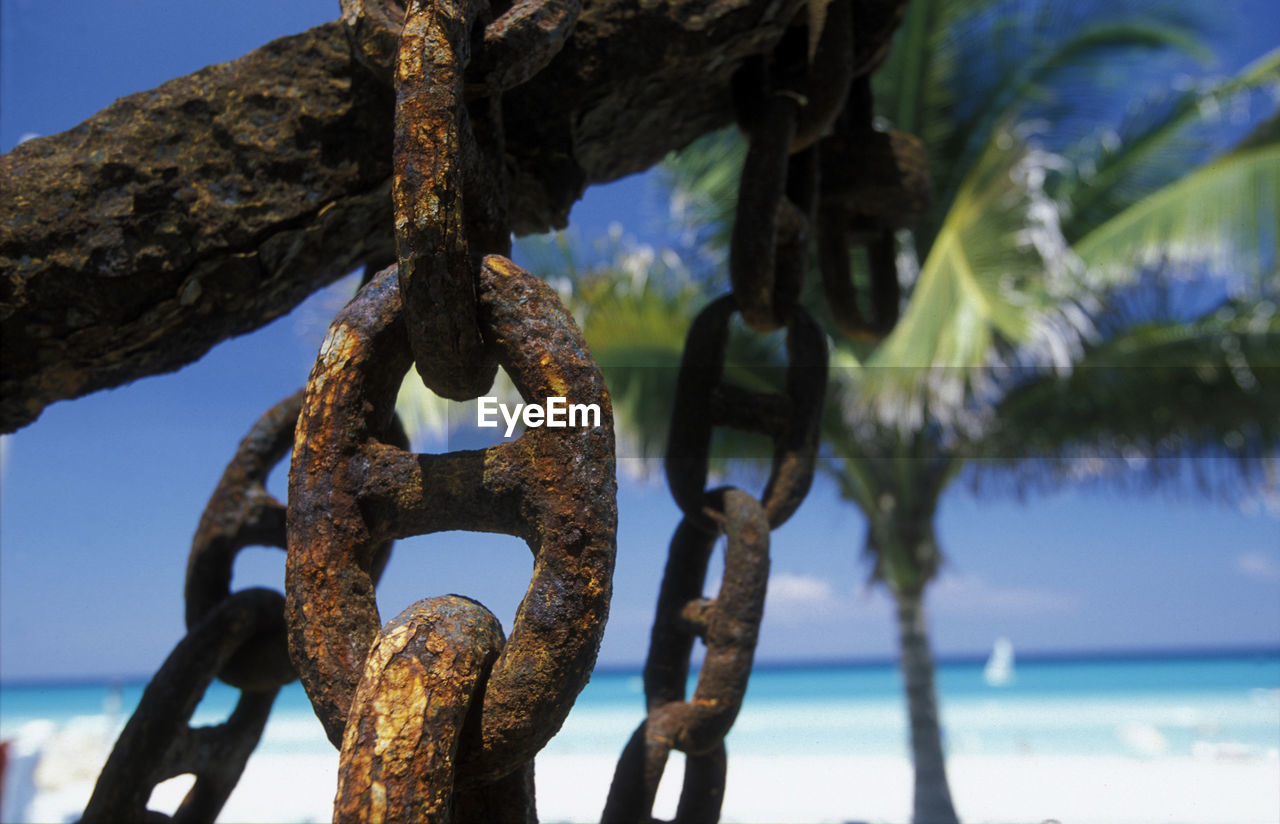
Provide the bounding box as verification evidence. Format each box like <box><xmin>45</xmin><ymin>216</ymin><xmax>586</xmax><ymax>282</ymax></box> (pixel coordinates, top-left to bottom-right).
<box><xmin>166</xmin><ymin>749</ymin><xmax>1280</xmax><ymax>823</ymax></box>
<box><xmin>6</xmin><ymin>718</ymin><xmax>1278</xmax><ymax>824</ymax></box>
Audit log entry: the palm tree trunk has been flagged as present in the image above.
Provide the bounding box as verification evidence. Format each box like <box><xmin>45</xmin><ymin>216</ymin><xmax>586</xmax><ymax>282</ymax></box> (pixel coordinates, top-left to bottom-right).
<box><xmin>893</xmin><ymin>588</ymin><xmax>959</xmax><ymax>824</ymax></box>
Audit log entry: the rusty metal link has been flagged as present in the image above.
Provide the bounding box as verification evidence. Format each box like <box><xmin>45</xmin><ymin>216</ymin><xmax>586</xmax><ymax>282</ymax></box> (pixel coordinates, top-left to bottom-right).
<box><xmin>603</xmin><ymin>491</ymin><xmax>768</xmax><ymax>824</ymax></box>
<box><xmin>334</xmin><ymin>595</ymin><xmax>536</xmax><ymax>823</ymax></box>
<box><xmin>392</xmin><ymin>0</ymin><xmax>500</xmax><ymax>399</ymax></box>
<box><xmin>286</xmin><ymin>259</ymin><xmax>616</xmax><ymax>807</ymax></box>
<box><xmin>82</xmin><ymin>589</ymin><xmax>280</xmax><ymax>824</ymax></box>
<box><xmin>340</xmin><ymin>0</ymin><xmax>580</xmax><ymax>400</ymax></box>
<box><xmin>728</xmin><ymin>0</ymin><xmax>854</xmax><ymax>333</ymax></box>
<box><xmin>183</xmin><ymin>390</ymin><xmax>404</xmax><ymax>693</ymax></box>
<box><xmin>665</xmin><ymin>295</ymin><xmax>827</xmax><ymax>534</ymax></box>
<box><xmin>816</xmin><ymin>74</ymin><xmax>931</xmax><ymax>341</ymax></box>
<box><xmin>341</xmin><ymin>0</ymin><xmax>580</xmax><ymax>91</ymax></box>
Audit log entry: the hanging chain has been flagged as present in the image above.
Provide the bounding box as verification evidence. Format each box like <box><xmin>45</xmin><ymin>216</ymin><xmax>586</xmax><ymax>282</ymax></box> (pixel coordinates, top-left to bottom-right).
<box><xmin>287</xmin><ymin>260</ymin><xmax>616</xmax><ymax>821</ymax></box>
<box><xmin>79</xmin><ymin>0</ymin><xmax>930</xmax><ymax>818</ymax></box>
<box><xmin>603</xmin><ymin>296</ymin><xmax>828</xmax><ymax>823</ymax></box>
<box><xmin>601</xmin><ymin>6</ymin><xmax>851</xmax><ymax>819</ymax></box>
<box><xmin>83</xmin><ymin>395</ymin><xmax>305</xmax><ymax>823</ymax></box>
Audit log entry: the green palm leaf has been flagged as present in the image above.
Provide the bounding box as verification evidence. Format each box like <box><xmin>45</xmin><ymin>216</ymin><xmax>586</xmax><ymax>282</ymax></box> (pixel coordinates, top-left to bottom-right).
<box><xmin>1073</xmin><ymin>121</ymin><xmax>1280</xmax><ymax>283</ymax></box>
<box><xmin>1059</xmin><ymin>47</ymin><xmax>1280</xmax><ymax>245</ymax></box>
<box><xmin>858</xmin><ymin>129</ymin><xmax>1089</xmax><ymax>424</ymax></box>
<box><xmin>977</xmin><ymin>298</ymin><xmax>1280</xmax><ymax>494</ymax></box>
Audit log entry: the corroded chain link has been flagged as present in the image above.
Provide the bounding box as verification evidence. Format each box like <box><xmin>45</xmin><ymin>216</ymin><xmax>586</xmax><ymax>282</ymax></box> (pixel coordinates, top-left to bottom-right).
<box><xmin>340</xmin><ymin>0</ymin><xmax>581</xmax><ymax>399</ymax></box>
<box><xmin>287</xmin><ymin>260</ymin><xmax>616</xmax><ymax>820</ymax></box>
<box><xmin>83</xmin><ymin>394</ymin><xmax>318</xmax><ymax>823</ymax></box>
<box><xmin>82</xmin><ymin>590</ymin><xmax>280</xmax><ymax>824</ymax></box>
<box><xmin>603</xmin><ymin>293</ymin><xmax>828</xmax><ymax>822</ymax></box>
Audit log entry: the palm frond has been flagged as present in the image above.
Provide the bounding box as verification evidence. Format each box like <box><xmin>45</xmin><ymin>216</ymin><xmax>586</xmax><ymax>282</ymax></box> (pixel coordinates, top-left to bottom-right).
<box><xmin>1058</xmin><ymin>47</ymin><xmax>1280</xmax><ymax>244</ymax></box>
<box><xmin>856</xmin><ymin>128</ymin><xmax>1091</xmax><ymax>428</ymax></box>
<box><xmin>975</xmin><ymin>296</ymin><xmax>1280</xmax><ymax>497</ymax></box>
<box><xmin>879</xmin><ymin>0</ymin><xmax>1214</xmax><ymax>251</ymax></box>
<box><xmin>1072</xmin><ymin>118</ymin><xmax>1280</xmax><ymax>287</ymax></box>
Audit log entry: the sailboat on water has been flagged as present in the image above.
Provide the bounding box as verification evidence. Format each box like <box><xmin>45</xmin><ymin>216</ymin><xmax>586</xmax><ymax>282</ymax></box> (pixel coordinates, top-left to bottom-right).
<box><xmin>984</xmin><ymin>636</ymin><xmax>1015</xmax><ymax>687</ymax></box>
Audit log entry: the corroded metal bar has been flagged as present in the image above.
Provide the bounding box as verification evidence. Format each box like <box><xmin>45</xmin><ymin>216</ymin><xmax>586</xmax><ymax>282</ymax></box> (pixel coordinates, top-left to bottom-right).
<box><xmin>5</xmin><ymin>0</ymin><xmax>842</xmax><ymax>433</ymax></box>
<box><xmin>1</xmin><ymin>0</ymin><xmax>916</xmax><ymax>433</ymax></box>
<box><xmin>0</xmin><ymin>23</ymin><xmax>395</xmax><ymax>434</ymax></box>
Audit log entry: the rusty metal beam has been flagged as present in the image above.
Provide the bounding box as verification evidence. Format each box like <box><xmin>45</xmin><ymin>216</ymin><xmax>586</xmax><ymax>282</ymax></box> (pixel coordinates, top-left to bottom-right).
<box><xmin>1</xmin><ymin>0</ymin><xmax>910</xmax><ymax>432</ymax></box>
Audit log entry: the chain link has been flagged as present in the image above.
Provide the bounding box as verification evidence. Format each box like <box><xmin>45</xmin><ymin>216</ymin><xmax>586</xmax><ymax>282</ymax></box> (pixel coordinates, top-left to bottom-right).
<box><xmin>287</xmin><ymin>260</ymin><xmax>617</xmax><ymax>812</ymax></box>
<box><xmin>83</xmin><ymin>393</ymin><xmax>320</xmax><ymax>822</ymax></box>
<box><xmin>341</xmin><ymin>0</ymin><xmax>582</xmax><ymax>399</ymax></box>
<box><xmin>82</xmin><ymin>590</ymin><xmax>280</xmax><ymax>824</ymax></box>
<box><xmin>816</xmin><ymin>74</ymin><xmax>932</xmax><ymax>341</ymax></box>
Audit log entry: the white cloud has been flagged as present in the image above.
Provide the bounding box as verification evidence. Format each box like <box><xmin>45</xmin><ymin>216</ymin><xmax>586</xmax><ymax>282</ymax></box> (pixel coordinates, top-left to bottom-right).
<box><xmin>769</xmin><ymin>572</ymin><xmax>837</xmax><ymax>603</ymax></box>
<box><xmin>764</xmin><ymin>572</ymin><xmax>866</xmax><ymax>623</ymax></box>
<box><xmin>1235</xmin><ymin>551</ymin><xmax>1280</xmax><ymax>582</ymax></box>
<box><xmin>930</xmin><ymin>573</ymin><xmax>1078</xmax><ymax>615</ymax></box>
<box><xmin>758</xmin><ymin>571</ymin><xmax>1079</xmax><ymax>623</ymax></box>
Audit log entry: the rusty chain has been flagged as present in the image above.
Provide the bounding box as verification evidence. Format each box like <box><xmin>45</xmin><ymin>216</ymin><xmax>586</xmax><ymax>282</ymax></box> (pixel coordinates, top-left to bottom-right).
<box><xmin>341</xmin><ymin>0</ymin><xmax>581</xmax><ymax>399</ymax></box>
<box><xmin>600</xmin><ymin>9</ymin><xmax>848</xmax><ymax>818</ymax></box>
<box><xmin>602</xmin><ymin>298</ymin><xmax>828</xmax><ymax>823</ymax></box>
<box><xmin>83</xmin><ymin>395</ymin><xmax>311</xmax><ymax>823</ymax></box>
<box><xmin>79</xmin><ymin>0</ymin><xmax>928</xmax><ymax>819</ymax></box>
<box><xmin>287</xmin><ymin>260</ymin><xmax>617</xmax><ymax>820</ymax></box>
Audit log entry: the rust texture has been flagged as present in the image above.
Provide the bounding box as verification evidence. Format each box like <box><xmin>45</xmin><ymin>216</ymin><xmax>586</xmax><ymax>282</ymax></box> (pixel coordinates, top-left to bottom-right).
<box><xmin>343</xmin><ymin>0</ymin><xmax>582</xmax><ymax>94</ymax></box>
<box><xmin>286</xmin><ymin>260</ymin><xmax>617</xmax><ymax>785</ymax></box>
<box><xmin>183</xmin><ymin>390</ymin><xmax>404</xmax><ymax>693</ymax></box>
<box><xmin>0</xmin><ymin>24</ymin><xmax>394</xmax><ymax>434</ymax></box>
<box><xmin>392</xmin><ymin>0</ymin><xmax>500</xmax><ymax>400</ymax></box>
<box><xmin>335</xmin><ymin>596</ymin><xmax>535</xmax><ymax>824</ymax></box>
<box><xmin>605</xmin><ymin>297</ymin><xmax>824</xmax><ymax>821</ymax></box>
<box><xmin>600</xmin><ymin>492</ymin><xmax>771</xmax><ymax>822</ymax></box>
<box><xmin>376</xmin><ymin>0</ymin><xmax>584</xmax><ymax>400</ymax></box>
<box><xmin>1</xmin><ymin>0</ymin><xmax>915</xmax><ymax>433</ymax></box>
<box><xmin>665</xmin><ymin>295</ymin><xmax>828</xmax><ymax>533</ymax></box>
<box><xmin>81</xmin><ymin>589</ymin><xmax>281</xmax><ymax>824</ymax></box>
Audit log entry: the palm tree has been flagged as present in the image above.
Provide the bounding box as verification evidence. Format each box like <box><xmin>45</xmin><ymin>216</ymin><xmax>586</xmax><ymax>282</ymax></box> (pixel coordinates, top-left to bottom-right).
<box><xmin>511</xmin><ymin>3</ymin><xmax>1280</xmax><ymax>821</ymax></box>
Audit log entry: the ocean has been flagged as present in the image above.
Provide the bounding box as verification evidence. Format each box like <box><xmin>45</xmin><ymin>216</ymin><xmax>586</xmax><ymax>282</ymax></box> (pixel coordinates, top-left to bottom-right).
<box><xmin>2</xmin><ymin>649</ymin><xmax>1278</xmax><ymax>823</ymax></box>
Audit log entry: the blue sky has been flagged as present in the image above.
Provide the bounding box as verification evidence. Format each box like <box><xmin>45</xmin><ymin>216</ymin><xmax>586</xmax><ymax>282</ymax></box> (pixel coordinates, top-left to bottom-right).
<box><xmin>2</xmin><ymin>1</ymin><xmax>1278</xmax><ymax>682</ymax></box>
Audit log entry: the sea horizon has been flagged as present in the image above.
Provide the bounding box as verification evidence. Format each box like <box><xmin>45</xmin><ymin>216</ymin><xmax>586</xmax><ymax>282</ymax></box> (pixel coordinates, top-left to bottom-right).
<box><xmin>4</xmin><ymin>641</ymin><xmax>1278</xmax><ymax>688</ymax></box>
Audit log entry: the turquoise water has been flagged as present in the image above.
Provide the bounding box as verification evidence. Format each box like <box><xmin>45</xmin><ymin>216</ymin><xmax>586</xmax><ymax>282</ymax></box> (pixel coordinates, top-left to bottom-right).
<box><xmin>3</xmin><ymin>650</ymin><xmax>1278</xmax><ymax>761</ymax></box>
